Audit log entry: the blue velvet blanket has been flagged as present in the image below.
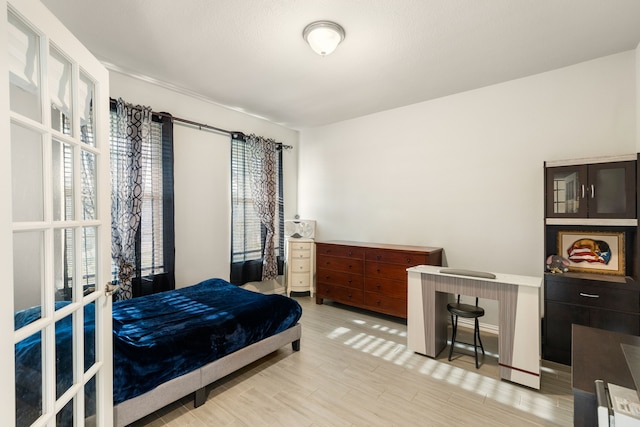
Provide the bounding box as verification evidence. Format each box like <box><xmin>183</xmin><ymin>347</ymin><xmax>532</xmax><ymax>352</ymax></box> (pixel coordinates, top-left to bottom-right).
<box><xmin>111</xmin><ymin>278</ymin><xmax>302</xmax><ymax>403</ymax></box>
<box><xmin>15</xmin><ymin>278</ymin><xmax>302</xmax><ymax>423</ymax></box>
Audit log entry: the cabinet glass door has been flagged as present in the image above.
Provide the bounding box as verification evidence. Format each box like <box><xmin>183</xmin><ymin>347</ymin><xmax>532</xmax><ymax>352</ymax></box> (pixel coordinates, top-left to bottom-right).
<box><xmin>546</xmin><ymin>165</ymin><xmax>587</xmax><ymax>217</ymax></box>
<box><xmin>589</xmin><ymin>161</ymin><xmax>636</xmax><ymax>219</ymax></box>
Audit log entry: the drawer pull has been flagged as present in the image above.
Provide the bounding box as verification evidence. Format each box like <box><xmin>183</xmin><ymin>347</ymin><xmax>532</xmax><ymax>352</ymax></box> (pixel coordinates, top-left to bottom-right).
<box><xmin>406</xmin><ymin>258</ymin><xmax>411</xmax><ymax>263</ymax></box>
<box><xmin>377</xmin><ymin>255</ymin><xmax>381</xmax><ymax>260</ymax></box>
<box><xmin>579</xmin><ymin>292</ymin><xmax>600</xmax><ymax>298</ymax></box>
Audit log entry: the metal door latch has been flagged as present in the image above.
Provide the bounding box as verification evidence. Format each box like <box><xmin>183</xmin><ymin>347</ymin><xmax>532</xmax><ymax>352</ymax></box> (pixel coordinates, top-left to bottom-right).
<box><xmin>105</xmin><ymin>282</ymin><xmax>120</xmax><ymax>297</ymax></box>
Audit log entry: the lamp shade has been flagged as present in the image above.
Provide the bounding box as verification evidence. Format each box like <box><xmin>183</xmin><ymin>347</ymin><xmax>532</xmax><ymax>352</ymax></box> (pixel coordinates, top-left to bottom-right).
<box><xmin>303</xmin><ymin>21</ymin><xmax>345</xmax><ymax>56</ymax></box>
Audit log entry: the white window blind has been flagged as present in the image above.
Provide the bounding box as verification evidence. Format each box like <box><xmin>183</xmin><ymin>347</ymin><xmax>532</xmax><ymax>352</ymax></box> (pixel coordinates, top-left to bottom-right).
<box><xmin>109</xmin><ymin>111</ymin><xmax>165</xmax><ymax>278</ymax></box>
<box><xmin>231</xmin><ymin>139</ymin><xmax>262</xmax><ymax>262</ymax></box>
<box><xmin>230</xmin><ymin>138</ymin><xmax>283</xmax><ymax>263</ymax></box>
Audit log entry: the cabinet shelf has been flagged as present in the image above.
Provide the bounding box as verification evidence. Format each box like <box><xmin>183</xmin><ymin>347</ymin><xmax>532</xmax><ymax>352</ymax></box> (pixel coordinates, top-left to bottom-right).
<box><xmin>546</xmin><ymin>218</ymin><xmax>637</xmax><ymax>226</ymax></box>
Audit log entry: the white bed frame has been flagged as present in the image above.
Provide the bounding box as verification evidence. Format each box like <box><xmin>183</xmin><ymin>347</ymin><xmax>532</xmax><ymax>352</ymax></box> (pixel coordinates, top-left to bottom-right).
<box><xmin>113</xmin><ymin>323</ymin><xmax>302</xmax><ymax>426</ymax></box>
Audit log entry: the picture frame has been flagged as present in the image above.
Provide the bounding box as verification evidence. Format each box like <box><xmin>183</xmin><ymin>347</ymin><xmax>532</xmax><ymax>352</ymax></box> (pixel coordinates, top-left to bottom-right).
<box><xmin>557</xmin><ymin>230</ymin><xmax>625</xmax><ymax>275</ymax></box>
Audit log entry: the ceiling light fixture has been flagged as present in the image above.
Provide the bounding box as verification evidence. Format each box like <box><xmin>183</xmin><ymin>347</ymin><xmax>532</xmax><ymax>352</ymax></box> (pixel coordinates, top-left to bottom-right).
<box><xmin>302</xmin><ymin>21</ymin><xmax>345</xmax><ymax>56</ymax></box>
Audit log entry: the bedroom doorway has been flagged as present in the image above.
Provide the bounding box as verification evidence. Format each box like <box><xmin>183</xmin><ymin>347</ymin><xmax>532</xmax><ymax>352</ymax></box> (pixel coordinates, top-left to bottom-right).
<box><xmin>3</xmin><ymin>0</ymin><xmax>113</xmax><ymax>425</ymax></box>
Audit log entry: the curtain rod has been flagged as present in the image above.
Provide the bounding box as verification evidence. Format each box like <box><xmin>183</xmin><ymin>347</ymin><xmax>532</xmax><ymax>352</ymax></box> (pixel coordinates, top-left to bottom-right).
<box><xmin>110</xmin><ymin>98</ymin><xmax>293</xmax><ymax>149</ymax></box>
<box><xmin>156</xmin><ymin>112</ymin><xmax>293</xmax><ymax>150</ymax></box>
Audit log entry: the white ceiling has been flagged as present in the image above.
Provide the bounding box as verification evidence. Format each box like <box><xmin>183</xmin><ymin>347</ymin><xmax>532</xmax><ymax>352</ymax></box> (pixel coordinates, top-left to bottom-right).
<box><xmin>41</xmin><ymin>0</ymin><xmax>640</xmax><ymax>129</ymax></box>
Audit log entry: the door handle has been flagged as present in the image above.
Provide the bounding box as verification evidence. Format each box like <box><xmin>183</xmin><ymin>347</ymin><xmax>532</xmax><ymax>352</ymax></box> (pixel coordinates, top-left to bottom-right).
<box><xmin>105</xmin><ymin>282</ymin><xmax>120</xmax><ymax>297</ymax></box>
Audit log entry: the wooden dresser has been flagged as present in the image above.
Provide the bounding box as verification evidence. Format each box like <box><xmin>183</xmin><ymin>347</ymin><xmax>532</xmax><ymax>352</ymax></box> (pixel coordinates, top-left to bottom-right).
<box><xmin>315</xmin><ymin>241</ymin><xmax>443</xmax><ymax>318</ymax></box>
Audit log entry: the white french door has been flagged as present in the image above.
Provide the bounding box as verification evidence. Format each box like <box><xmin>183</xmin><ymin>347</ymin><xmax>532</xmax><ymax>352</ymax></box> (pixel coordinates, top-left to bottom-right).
<box><xmin>2</xmin><ymin>0</ymin><xmax>112</xmax><ymax>426</ymax></box>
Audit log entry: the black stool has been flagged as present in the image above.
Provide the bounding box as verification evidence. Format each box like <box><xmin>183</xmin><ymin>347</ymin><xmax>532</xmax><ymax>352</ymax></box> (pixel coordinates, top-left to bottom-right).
<box><xmin>447</xmin><ymin>295</ymin><xmax>485</xmax><ymax>368</ymax></box>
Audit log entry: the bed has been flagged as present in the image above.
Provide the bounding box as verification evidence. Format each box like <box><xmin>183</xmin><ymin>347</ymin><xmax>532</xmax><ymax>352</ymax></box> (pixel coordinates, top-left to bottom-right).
<box><xmin>15</xmin><ymin>278</ymin><xmax>303</xmax><ymax>426</ymax></box>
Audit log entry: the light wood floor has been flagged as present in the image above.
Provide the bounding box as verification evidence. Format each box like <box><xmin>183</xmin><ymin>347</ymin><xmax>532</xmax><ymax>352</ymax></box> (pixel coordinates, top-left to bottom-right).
<box><xmin>130</xmin><ymin>296</ymin><xmax>573</xmax><ymax>426</ymax></box>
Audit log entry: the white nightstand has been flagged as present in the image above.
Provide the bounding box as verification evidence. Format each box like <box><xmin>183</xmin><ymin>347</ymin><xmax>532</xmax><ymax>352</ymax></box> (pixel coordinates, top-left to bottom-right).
<box><xmin>285</xmin><ymin>238</ymin><xmax>315</xmax><ymax>297</ymax></box>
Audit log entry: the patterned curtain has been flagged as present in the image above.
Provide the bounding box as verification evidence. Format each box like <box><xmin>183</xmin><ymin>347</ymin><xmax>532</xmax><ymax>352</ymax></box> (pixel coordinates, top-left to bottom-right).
<box><xmin>246</xmin><ymin>134</ymin><xmax>279</xmax><ymax>280</ymax></box>
<box><xmin>111</xmin><ymin>99</ymin><xmax>151</xmax><ymax>300</ymax></box>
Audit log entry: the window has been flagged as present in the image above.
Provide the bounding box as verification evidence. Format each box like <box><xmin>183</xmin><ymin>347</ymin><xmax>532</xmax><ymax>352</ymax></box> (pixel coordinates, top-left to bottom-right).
<box><xmin>109</xmin><ymin>100</ymin><xmax>175</xmax><ymax>296</ymax></box>
<box><xmin>230</xmin><ymin>134</ymin><xmax>284</xmax><ymax>284</ymax></box>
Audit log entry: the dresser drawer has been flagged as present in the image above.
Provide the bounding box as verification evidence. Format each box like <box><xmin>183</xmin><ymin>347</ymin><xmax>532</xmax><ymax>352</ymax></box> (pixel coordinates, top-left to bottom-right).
<box><xmin>366</xmin><ymin>249</ymin><xmax>428</xmax><ymax>266</ymax></box>
<box><xmin>316</xmin><ymin>244</ymin><xmax>365</xmax><ymax>260</ymax></box>
<box><xmin>365</xmin><ymin>262</ymin><xmax>407</xmax><ymax>281</ymax></box>
<box><xmin>317</xmin><ymin>255</ymin><xmax>363</xmax><ymax>275</ymax></box>
<box><xmin>289</xmin><ymin>241</ymin><xmax>312</xmax><ymax>251</ymax></box>
<box><xmin>317</xmin><ymin>283</ymin><xmax>364</xmax><ymax>304</ymax></box>
<box><xmin>364</xmin><ymin>277</ymin><xmax>406</xmax><ymax>298</ymax></box>
<box><xmin>316</xmin><ymin>268</ymin><xmax>363</xmax><ymax>290</ymax></box>
<box><xmin>290</xmin><ymin>248</ymin><xmax>310</xmax><ymax>260</ymax></box>
<box><xmin>290</xmin><ymin>258</ymin><xmax>311</xmax><ymax>273</ymax></box>
<box><xmin>289</xmin><ymin>272</ymin><xmax>311</xmax><ymax>288</ymax></box>
<box><xmin>364</xmin><ymin>292</ymin><xmax>407</xmax><ymax>318</ymax></box>
<box><xmin>545</xmin><ymin>280</ymin><xmax>640</xmax><ymax>313</ymax></box>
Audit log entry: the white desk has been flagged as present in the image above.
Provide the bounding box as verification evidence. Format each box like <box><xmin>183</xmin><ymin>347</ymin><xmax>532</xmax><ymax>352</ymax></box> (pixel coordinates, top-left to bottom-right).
<box><xmin>407</xmin><ymin>265</ymin><xmax>542</xmax><ymax>389</ymax></box>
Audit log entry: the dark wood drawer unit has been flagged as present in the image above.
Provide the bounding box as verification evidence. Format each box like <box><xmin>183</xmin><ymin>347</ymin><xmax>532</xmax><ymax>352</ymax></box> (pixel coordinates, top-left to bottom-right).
<box><xmin>316</xmin><ymin>241</ymin><xmax>442</xmax><ymax>318</ymax></box>
<box><xmin>543</xmin><ymin>274</ymin><xmax>640</xmax><ymax>365</ymax></box>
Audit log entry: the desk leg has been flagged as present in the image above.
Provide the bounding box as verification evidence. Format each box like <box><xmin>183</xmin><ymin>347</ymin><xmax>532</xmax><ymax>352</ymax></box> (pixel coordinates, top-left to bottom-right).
<box><xmin>498</xmin><ymin>285</ymin><xmax>541</xmax><ymax>389</ymax></box>
<box><xmin>407</xmin><ymin>272</ymin><xmax>448</xmax><ymax>357</ymax></box>
<box><xmin>431</xmin><ymin>290</ymin><xmax>449</xmax><ymax>357</ymax></box>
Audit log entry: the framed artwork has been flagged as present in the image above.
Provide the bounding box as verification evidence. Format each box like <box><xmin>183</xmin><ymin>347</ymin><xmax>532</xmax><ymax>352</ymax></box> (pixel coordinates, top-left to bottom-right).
<box><xmin>558</xmin><ymin>230</ymin><xmax>625</xmax><ymax>275</ymax></box>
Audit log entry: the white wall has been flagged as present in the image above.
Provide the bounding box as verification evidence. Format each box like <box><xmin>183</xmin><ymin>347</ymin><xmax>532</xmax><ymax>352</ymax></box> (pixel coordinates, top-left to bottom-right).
<box><xmin>298</xmin><ymin>51</ymin><xmax>637</xmax><ymax>325</ymax></box>
<box><xmin>109</xmin><ymin>72</ymin><xmax>299</xmax><ymax>287</ymax></box>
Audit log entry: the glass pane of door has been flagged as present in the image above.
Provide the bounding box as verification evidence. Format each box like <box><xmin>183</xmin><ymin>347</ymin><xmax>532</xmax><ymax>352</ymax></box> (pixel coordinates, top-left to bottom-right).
<box><xmin>49</xmin><ymin>46</ymin><xmax>72</xmax><ymax>135</ymax></box>
<box><xmin>15</xmin><ymin>331</ymin><xmax>43</xmax><ymax>426</ymax></box>
<box><xmin>54</xmin><ymin>228</ymin><xmax>74</xmax><ymax>303</ymax></box>
<box><xmin>52</xmin><ymin>139</ymin><xmax>74</xmax><ymax>222</ymax></box>
<box><xmin>551</xmin><ymin>170</ymin><xmax>581</xmax><ymax>214</ymax></box>
<box><xmin>13</xmin><ymin>230</ymin><xmax>43</xmax><ymax>318</ymax></box>
<box><xmin>8</xmin><ymin>12</ymin><xmax>41</xmax><ymax>122</ymax></box>
<box><xmin>594</xmin><ymin>167</ymin><xmax>626</xmax><ymax>215</ymax></box>
<box><xmin>11</xmin><ymin>122</ymin><xmax>43</xmax><ymax>222</ymax></box>
<box><xmin>79</xmin><ymin>71</ymin><xmax>95</xmax><ymax>147</ymax></box>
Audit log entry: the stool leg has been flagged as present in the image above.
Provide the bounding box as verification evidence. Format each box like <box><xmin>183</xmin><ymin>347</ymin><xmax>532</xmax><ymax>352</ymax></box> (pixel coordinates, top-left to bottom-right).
<box><xmin>448</xmin><ymin>314</ymin><xmax>457</xmax><ymax>361</ymax></box>
<box><xmin>473</xmin><ymin>318</ymin><xmax>479</xmax><ymax>368</ymax></box>
<box><xmin>476</xmin><ymin>318</ymin><xmax>485</xmax><ymax>355</ymax></box>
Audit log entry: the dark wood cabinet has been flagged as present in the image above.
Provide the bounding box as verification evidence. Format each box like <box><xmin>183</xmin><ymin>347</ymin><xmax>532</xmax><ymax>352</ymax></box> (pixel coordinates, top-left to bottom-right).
<box><xmin>545</xmin><ymin>160</ymin><xmax>636</xmax><ymax>219</ymax></box>
<box><xmin>543</xmin><ymin>154</ymin><xmax>640</xmax><ymax>366</ymax></box>
<box><xmin>316</xmin><ymin>241</ymin><xmax>442</xmax><ymax>318</ymax></box>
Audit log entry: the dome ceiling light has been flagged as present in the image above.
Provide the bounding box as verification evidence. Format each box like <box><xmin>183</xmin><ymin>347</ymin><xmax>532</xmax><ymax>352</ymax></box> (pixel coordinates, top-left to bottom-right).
<box><xmin>302</xmin><ymin>21</ymin><xmax>345</xmax><ymax>56</ymax></box>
